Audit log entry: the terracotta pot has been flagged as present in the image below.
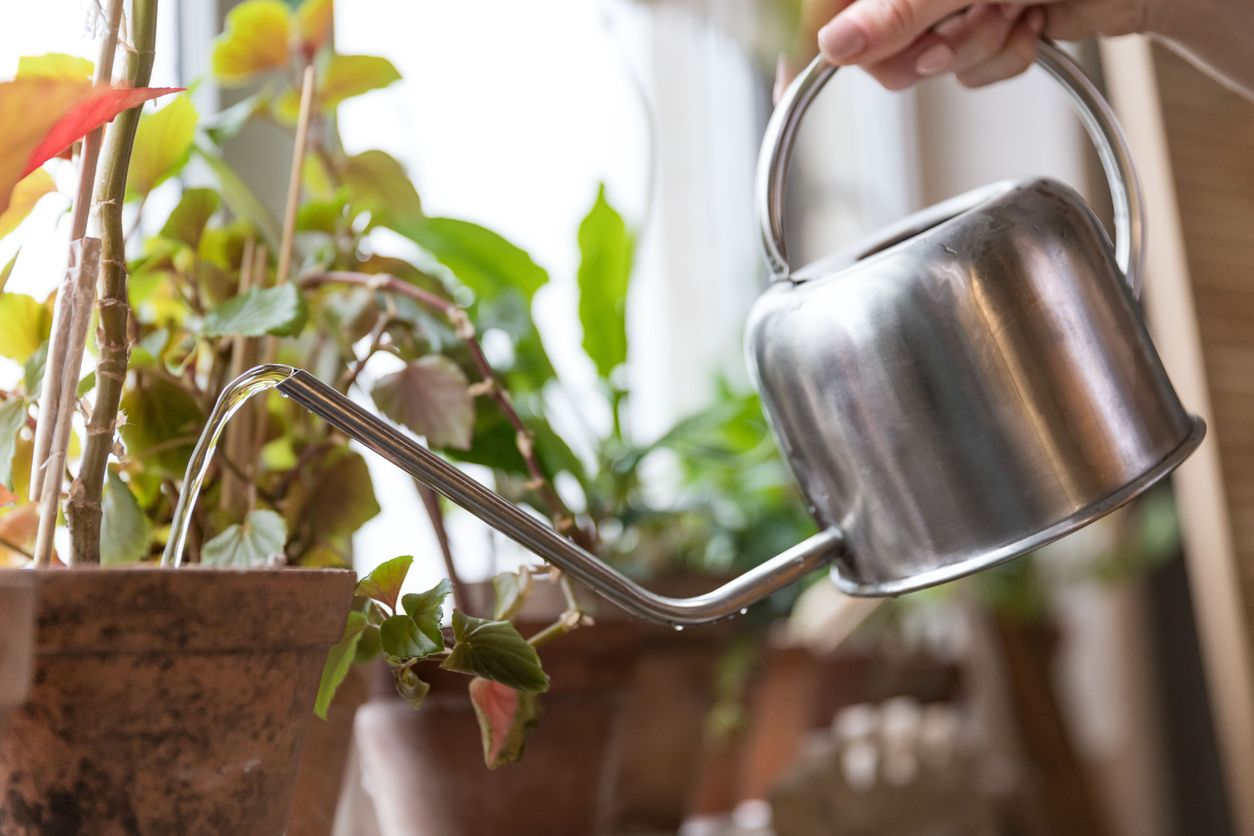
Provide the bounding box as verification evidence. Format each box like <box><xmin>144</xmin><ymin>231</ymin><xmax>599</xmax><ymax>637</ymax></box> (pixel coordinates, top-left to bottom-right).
<box><xmin>0</xmin><ymin>572</ymin><xmax>34</xmax><ymax>730</ymax></box>
<box><xmin>286</xmin><ymin>665</ymin><xmax>371</xmax><ymax>836</ymax></box>
<box><xmin>354</xmin><ymin>621</ymin><xmax>640</xmax><ymax>836</ymax></box>
<box><xmin>0</xmin><ymin>566</ymin><xmax>354</xmax><ymax>835</ymax></box>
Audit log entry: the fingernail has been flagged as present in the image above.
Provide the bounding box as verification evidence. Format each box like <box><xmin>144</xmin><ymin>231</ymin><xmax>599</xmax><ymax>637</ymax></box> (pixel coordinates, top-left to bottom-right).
<box><xmin>818</xmin><ymin>19</ymin><xmax>867</xmax><ymax>63</ymax></box>
<box><xmin>1027</xmin><ymin>7</ymin><xmax>1045</xmax><ymax>33</ymax></box>
<box><xmin>915</xmin><ymin>43</ymin><xmax>955</xmax><ymax>76</ymax></box>
<box><xmin>1000</xmin><ymin>3</ymin><xmax>1020</xmax><ymax>19</ymax></box>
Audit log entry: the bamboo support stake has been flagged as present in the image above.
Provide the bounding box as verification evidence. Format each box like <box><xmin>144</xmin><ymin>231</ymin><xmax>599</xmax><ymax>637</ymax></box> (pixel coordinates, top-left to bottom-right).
<box><xmin>260</xmin><ymin>65</ymin><xmax>316</xmax><ymax>370</ymax></box>
<box><xmin>33</xmin><ymin>239</ymin><xmax>102</xmax><ymax>567</ymax></box>
<box><xmin>67</xmin><ymin>0</ymin><xmax>159</xmax><ymax>564</ymax></box>
<box><xmin>30</xmin><ymin>0</ymin><xmax>124</xmax><ymax>502</ymax></box>
<box><xmin>220</xmin><ymin>239</ymin><xmax>257</xmax><ymax>519</ymax></box>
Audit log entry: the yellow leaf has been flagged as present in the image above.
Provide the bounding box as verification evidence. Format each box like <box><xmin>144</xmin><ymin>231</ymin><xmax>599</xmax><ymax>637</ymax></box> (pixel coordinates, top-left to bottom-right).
<box><xmin>127</xmin><ymin>94</ymin><xmax>198</xmax><ymax>199</ymax></box>
<box><xmin>318</xmin><ymin>54</ymin><xmax>400</xmax><ymax>109</ymax></box>
<box><xmin>0</xmin><ymin>78</ymin><xmax>93</xmax><ymax>216</ymax></box>
<box><xmin>297</xmin><ymin>0</ymin><xmax>334</xmax><ymax>56</ymax></box>
<box><xmin>212</xmin><ymin>0</ymin><xmax>293</xmax><ymax>86</ymax></box>
<box><xmin>0</xmin><ymin>169</ymin><xmax>56</xmax><ymax>241</ymax></box>
<box><xmin>17</xmin><ymin>53</ymin><xmax>94</xmax><ymax>81</ymax></box>
<box><xmin>0</xmin><ymin>293</ymin><xmax>51</xmax><ymax>361</ymax></box>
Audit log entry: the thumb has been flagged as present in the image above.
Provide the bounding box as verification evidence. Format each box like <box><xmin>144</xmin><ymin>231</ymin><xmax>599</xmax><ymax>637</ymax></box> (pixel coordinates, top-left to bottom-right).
<box><xmin>818</xmin><ymin>0</ymin><xmax>1024</xmax><ymax>66</ymax></box>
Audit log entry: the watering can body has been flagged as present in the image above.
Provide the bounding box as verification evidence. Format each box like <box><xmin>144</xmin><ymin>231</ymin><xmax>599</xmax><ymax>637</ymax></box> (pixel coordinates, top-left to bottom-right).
<box><xmin>746</xmin><ymin>177</ymin><xmax>1201</xmax><ymax>596</ymax></box>
<box><xmin>165</xmin><ymin>43</ymin><xmax>1203</xmax><ymax>626</ymax></box>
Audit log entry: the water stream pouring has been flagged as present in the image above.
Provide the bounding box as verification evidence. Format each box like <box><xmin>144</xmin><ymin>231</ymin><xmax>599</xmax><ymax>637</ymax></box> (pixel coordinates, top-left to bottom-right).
<box><xmin>162</xmin><ymin>42</ymin><xmax>1203</xmax><ymax>626</ymax></box>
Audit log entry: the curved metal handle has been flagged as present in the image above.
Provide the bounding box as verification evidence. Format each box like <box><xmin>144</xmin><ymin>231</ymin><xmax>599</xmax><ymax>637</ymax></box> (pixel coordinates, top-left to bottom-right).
<box><xmin>756</xmin><ymin>40</ymin><xmax>1145</xmax><ymax>295</ymax></box>
<box><xmin>162</xmin><ymin>365</ymin><xmax>845</xmax><ymax>627</ymax></box>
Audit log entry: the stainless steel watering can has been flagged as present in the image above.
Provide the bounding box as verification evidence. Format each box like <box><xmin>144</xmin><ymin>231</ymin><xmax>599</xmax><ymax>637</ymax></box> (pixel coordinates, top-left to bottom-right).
<box><xmin>164</xmin><ymin>42</ymin><xmax>1202</xmax><ymax>626</ymax></box>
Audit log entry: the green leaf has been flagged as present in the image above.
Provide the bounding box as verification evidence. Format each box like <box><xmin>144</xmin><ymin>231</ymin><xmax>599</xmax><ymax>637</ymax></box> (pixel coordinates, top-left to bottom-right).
<box><xmin>202</xmin><ymin>282</ymin><xmax>307</xmax><ymax>337</ymax></box>
<box><xmin>354</xmin><ymin>554</ymin><xmax>412</xmax><ymax>612</ymax></box>
<box><xmin>355</xmin><ymin>623</ymin><xmax>382</xmax><ymax>664</ymax></box>
<box><xmin>393</xmin><ymin>665</ymin><xmax>431</xmax><ymax>709</ymax></box>
<box><xmin>315</xmin><ymin>610</ymin><xmax>367</xmax><ymax>719</ymax></box>
<box><xmin>201</xmin><ymin>508</ymin><xmax>288</xmax><ymax>567</ymax></box>
<box><xmin>119</xmin><ymin>376</ymin><xmax>205</xmax><ymax>476</ymax></box>
<box><xmin>100</xmin><ymin>471</ymin><xmax>152</xmax><ymax>565</ymax></box>
<box><xmin>75</xmin><ymin>371</ymin><xmax>95</xmax><ymax>398</ymax></box>
<box><xmin>16</xmin><ymin>53</ymin><xmax>93</xmax><ymax>81</ymax></box>
<box><xmin>194</xmin><ymin>145</ymin><xmax>281</xmax><ymax>250</ymax></box>
<box><xmin>319</xmin><ymin>54</ymin><xmax>400</xmax><ymax>109</ymax></box>
<box><xmin>160</xmin><ymin>188</ymin><xmax>220</xmax><ymax>249</ymax></box>
<box><xmin>371</xmin><ymin>356</ymin><xmax>474</xmax><ymax>450</ymax></box>
<box><xmin>127</xmin><ymin>94</ymin><xmax>197</xmax><ymax>199</ymax></box>
<box><xmin>212</xmin><ymin>0</ymin><xmax>293</xmax><ymax>86</ymax></box>
<box><xmin>380</xmin><ymin>614</ymin><xmax>442</xmax><ymax>659</ymax></box>
<box><xmin>0</xmin><ymin>398</ymin><xmax>26</xmax><ymax>490</ymax></box>
<box><xmin>395</xmin><ymin>217</ymin><xmax>548</xmax><ymax>301</ymax></box>
<box><xmin>468</xmin><ymin>678</ymin><xmax>541</xmax><ymax>769</ymax></box>
<box><xmin>576</xmin><ymin>184</ymin><xmax>634</xmax><ymax>378</ymax></box>
<box><xmin>401</xmin><ymin>577</ymin><xmax>453</xmax><ymax>648</ymax></box>
<box><xmin>442</xmin><ymin>611</ymin><xmax>549</xmax><ymax>693</ymax></box>
<box><xmin>202</xmin><ymin>89</ymin><xmax>272</xmax><ymax>144</ymax></box>
<box><xmin>287</xmin><ymin>447</ymin><xmax>380</xmax><ymax>546</ymax></box>
<box><xmin>491</xmin><ymin>569</ymin><xmax>532</xmax><ymax>621</ymax></box>
<box><xmin>341</xmin><ymin>149</ymin><xmax>422</xmax><ymax>227</ymax></box>
<box><xmin>0</xmin><ymin>293</ymin><xmax>50</xmax><ymax>361</ymax></box>
<box><xmin>23</xmin><ymin>340</ymin><xmax>47</xmax><ymax>397</ymax></box>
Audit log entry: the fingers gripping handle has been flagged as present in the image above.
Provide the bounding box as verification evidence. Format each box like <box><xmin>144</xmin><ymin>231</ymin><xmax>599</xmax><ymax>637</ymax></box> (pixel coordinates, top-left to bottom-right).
<box><xmin>756</xmin><ymin>40</ymin><xmax>1145</xmax><ymax>295</ymax></box>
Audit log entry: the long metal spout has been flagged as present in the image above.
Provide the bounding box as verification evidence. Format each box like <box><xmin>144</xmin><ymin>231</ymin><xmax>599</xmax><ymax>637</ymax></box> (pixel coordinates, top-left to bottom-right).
<box><xmin>161</xmin><ymin>365</ymin><xmax>842</xmax><ymax>626</ymax></box>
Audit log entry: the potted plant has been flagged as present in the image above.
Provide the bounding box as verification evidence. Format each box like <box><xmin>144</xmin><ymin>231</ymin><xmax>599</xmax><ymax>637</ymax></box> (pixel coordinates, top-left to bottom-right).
<box><xmin>0</xmin><ymin>0</ymin><xmax>587</xmax><ymax>831</ymax></box>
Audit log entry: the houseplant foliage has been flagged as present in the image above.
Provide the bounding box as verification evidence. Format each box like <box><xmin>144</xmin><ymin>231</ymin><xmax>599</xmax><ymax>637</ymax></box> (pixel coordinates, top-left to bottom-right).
<box><xmin>0</xmin><ymin>1</ymin><xmax>813</xmax><ymax>788</ymax></box>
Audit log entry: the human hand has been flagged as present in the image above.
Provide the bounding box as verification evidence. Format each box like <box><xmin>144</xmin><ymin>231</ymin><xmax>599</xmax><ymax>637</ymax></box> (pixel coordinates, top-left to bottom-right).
<box><xmin>777</xmin><ymin>0</ymin><xmax>1156</xmax><ymax>95</ymax></box>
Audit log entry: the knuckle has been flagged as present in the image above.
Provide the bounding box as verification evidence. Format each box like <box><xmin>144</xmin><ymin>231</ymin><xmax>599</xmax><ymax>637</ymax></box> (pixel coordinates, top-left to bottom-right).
<box><xmin>877</xmin><ymin>0</ymin><xmax>918</xmax><ymax>37</ymax></box>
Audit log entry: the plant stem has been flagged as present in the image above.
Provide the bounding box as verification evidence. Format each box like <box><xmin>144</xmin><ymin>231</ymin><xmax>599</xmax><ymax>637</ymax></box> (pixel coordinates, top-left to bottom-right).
<box><xmin>416</xmin><ymin>484</ymin><xmax>470</xmax><ymax>612</ymax></box>
<box><xmin>29</xmin><ymin>0</ymin><xmax>124</xmax><ymax>504</ymax></box>
<box><xmin>302</xmin><ymin>270</ymin><xmax>597</xmax><ymax>551</ymax></box>
<box><xmin>66</xmin><ymin>0</ymin><xmax>159</xmax><ymax>565</ymax></box>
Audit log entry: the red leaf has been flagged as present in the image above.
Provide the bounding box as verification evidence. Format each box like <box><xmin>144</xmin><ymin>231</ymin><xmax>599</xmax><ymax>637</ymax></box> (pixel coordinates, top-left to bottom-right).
<box><xmin>468</xmin><ymin>677</ymin><xmax>541</xmax><ymax>769</ymax></box>
<box><xmin>22</xmin><ymin>85</ymin><xmax>184</xmax><ymax>178</ymax></box>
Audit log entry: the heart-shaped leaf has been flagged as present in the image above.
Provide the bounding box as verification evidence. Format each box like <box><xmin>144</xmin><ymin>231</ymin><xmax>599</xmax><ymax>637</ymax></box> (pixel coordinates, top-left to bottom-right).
<box><xmin>286</xmin><ymin>447</ymin><xmax>380</xmax><ymax>547</ymax></box>
<box><xmin>119</xmin><ymin>376</ymin><xmax>204</xmax><ymax>476</ymax></box>
<box><xmin>128</xmin><ymin>94</ymin><xmax>198</xmax><ymax>199</ymax></box>
<box><xmin>202</xmin><ymin>282</ymin><xmax>307</xmax><ymax>337</ymax></box>
<box><xmin>315</xmin><ymin>610</ymin><xmax>367</xmax><ymax>719</ymax></box>
<box><xmin>212</xmin><ymin>0</ymin><xmax>292</xmax><ymax>85</ymax></box>
<box><xmin>372</xmin><ymin>356</ymin><xmax>474</xmax><ymax>450</ymax></box>
<box><xmin>442</xmin><ymin>611</ymin><xmax>549</xmax><ymax>694</ymax></box>
<box><xmin>379</xmin><ymin>613</ymin><xmax>442</xmax><ymax>659</ymax></box>
<box><xmin>201</xmin><ymin>508</ymin><xmax>287</xmax><ymax>567</ymax></box>
<box><xmin>341</xmin><ymin>149</ymin><xmax>422</xmax><ymax>227</ymax></box>
<box><xmin>577</xmin><ymin>183</ymin><xmax>634</xmax><ymax>378</ymax></box>
<box><xmin>395</xmin><ymin>217</ymin><xmax>548</xmax><ymax>301</ymax></box>
<box><xmin>468</xmin><ymin>678</ymin><xmax>541</xmax><ymax>769</ymax></box>
<box><xmin>401</xmin><ymin>577</ymin><xmax>453</xmax><ymax>648</ymax></box>
<box><xmin>100</xmin><ymin>471</ymin><xmax>152</xmax><ymax>565</ymax></box>
<box><xmin>354</xmin><ymin>554</ymin><xmax>412</xmax><ymax>612</ymax></box>
<box><xmin>0</xmin><ymin>398</ymin><xmax>26</xmax><ymax>491</ymax></box>
<box><xmin>319</xmin><ymin>54</ymin><xmax>400</xmax><ymax>109</ymax></box>
<box><xmin>160</xmin><ymin>188</ymin><xmax>220</xmax><ymax>249</ymax></box>
<box><xmin>491</xmin><ymin>569</ymin><xmax>532</xmax><ymax>621</ymax></box>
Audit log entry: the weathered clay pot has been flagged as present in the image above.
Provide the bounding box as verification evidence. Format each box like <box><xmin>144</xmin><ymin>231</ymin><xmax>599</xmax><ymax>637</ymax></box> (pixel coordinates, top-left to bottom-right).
<box><xmin>286</xmin><ymin>665</ymin><xmax>371</xmax><ymax>836</ymax></box>
<box><xmin>354</xmin><ymin>621</ymin><xmax>640</xmax><ymax>836</ymax></box>
<box><xmin>0</xmin><ymin>566</ymin><xmax>354</xmax><ymax>835</ymax></box>
<box><xmin>0</xmin><ymin>572</ymin><xmax>34</xmax><ymax>730</ymax></box>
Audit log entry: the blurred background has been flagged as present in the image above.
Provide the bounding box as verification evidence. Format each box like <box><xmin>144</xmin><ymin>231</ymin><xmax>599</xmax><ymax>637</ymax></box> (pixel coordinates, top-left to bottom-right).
<box><xmin>4</xmin><ymin>2</ymin><xmax>1253</xmax><ymax>835</ymax></box>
